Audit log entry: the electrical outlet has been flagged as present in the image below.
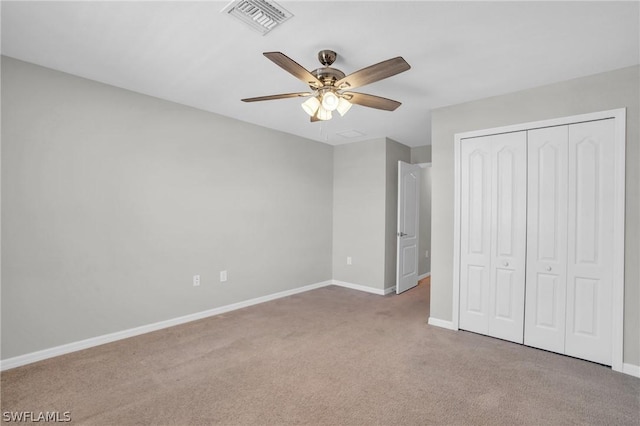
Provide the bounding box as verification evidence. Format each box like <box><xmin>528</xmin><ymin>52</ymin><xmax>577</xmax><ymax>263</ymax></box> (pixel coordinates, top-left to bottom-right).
<box><xmin>347</xmin><ymin>256</ymin><xmax>352</xmax><ymax>265</ymax></box>
<box><xmin>425</xmin><ymin>250</ymin><xmax>429</xmax><ymax>258</ymax></box>
<box><xmin>193</xmin><ymin>275</ymin><xmax>200</xmax><ymax>286</ymax></box>
<box><xmin>220</xmin><ymin>270</ymin><xmax>228</xmax><ymax>282</ymax></box>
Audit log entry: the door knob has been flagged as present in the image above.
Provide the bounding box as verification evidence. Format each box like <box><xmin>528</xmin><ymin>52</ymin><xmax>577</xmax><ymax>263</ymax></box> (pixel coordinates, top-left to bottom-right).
<box><xmin>397</xmin><ymin>232</ymin><xmax>407</xmax><ymax>237</ymax></box>
<box><xmin>546</xmin><ymin>266</ymin><xmax>552</xmax><ymax>272</ymax></box>
<box><xmin>503</xmin><ymin>261</ymin><xmax>509</xmax><ymax>267</ymax></box>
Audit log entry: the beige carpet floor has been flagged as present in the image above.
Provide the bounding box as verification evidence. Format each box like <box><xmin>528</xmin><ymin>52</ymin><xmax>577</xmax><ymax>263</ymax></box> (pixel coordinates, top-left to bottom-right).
<box><xmin>2</xmin><ymin>280</ymin><xmax>639</xmax><ymax>425</ymax></box>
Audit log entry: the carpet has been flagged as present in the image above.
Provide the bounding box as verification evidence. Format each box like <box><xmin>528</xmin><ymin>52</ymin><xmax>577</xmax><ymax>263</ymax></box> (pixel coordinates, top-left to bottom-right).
<box><xmin>2</xmin><ymin>281</ymin><xmax>639</xmax><ymax>425</ymax></box>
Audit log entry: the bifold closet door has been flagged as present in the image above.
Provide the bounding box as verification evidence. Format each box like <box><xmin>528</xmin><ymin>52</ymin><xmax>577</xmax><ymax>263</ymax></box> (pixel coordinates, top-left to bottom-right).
<box><xmin>488</xmin><ymin>132</ymin><xmax>527</xmax><ymax>343</ymax></box>
<box><xmin>565</xmin><ymin>119</ymin><xmax>615</xmax><ymax>365</ymax></box>
<box><xmin>525</xmin><ymin>119</ymin><xmax>615</xmax><ymax>365</ymax></box>
<box><xmin>460</xmin><ymin>136</ymin><xmax>492</xmax><ymax>336</ymax></box>
<box><xmin>525</xmin><ymin>126</ymin><xmax>569</xmax><ymax>354</ymax></box>
<box><xmin>460</xmin><ymin>132</ymin><xmax>527</xmax><ymax>343</ymax></box>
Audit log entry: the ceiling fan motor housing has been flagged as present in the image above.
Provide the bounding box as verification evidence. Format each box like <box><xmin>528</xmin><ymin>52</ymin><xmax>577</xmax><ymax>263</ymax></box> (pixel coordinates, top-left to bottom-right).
<box><xmin>311</xmin><ymin>67</ymin><xmax>345</xmax><ymax>89</ymax></box>
<box><xmin>309</xmin><ymin>50</ymin><xmax>345</xmax><ymax>89</ymax></box>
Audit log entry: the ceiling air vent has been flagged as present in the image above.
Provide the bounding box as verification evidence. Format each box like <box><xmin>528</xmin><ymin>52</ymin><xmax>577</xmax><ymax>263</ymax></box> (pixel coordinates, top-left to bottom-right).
<box><xmin>221</xmin><ymin>0</ymin><xmax>293</xmax><ymax>35</ymax></box>
<box><xmin>337</xmin><ymin>130</ymin><xmax>366</xmax><ymax>139</ymax></box>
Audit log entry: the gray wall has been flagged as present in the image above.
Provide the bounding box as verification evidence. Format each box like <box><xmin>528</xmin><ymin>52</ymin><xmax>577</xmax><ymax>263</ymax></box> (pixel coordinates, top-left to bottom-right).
<box><xmin>332</xmin><ymin>137</ymin><xmax>410</xmax><ymax>291</ymax></box>
<box><xmin>1</xmin><ymin>57</ymin><xmax>334</xmax><ymax>359</ymax></box>
<box><xmin>418</xmin><ymin>166</ymin><xmax>432</xmax><ymax>276</ymax></box>
<box><xmin>332</xmin><ymin>139</ymin><xmax>387</xmax><ymax>290</ymax></box>
<box><xmin>430</xmin><ymin>65</ymin><xmax>640</xmax><ymax>367</ymax></box>
<box><xmin>411</xmin><ymin>145</ymin><xmax>432</xmax><ymax>164</ymax></box>
<box><xmin>384</xmin><ymin>139</ymin><xmax>411</xmax><ymax>288</ymax></box>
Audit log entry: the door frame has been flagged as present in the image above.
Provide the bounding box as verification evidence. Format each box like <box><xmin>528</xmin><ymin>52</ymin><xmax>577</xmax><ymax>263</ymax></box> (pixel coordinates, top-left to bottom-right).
<box><xmin>452</xmin><ymin>108</ymin><xmax>626</xmax><ymax>372</ymax></box>
<box><xmin>417</xmin><ymin>162</ymin><xmax>431</xmax><ymax>282</ymax></box>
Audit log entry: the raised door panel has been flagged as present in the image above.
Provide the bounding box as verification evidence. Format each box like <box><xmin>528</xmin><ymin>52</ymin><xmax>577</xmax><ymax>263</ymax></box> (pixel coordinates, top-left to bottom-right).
<box><xmin>401</xmin><ymin>170</ymin><xmax>419</xmax><ymax>238</ymax></box>
<box><xmin>488</xmin><ymin>131</ymin><xmax>527</xmax><ymax>343</ymax></box>
<box><xmin>459</xmin><ymin>136</ymin><xmax>492</xmax><ymax>335</ymax></box>
<box><xmin>565</xmin><ymin>119</ymin><xmax>615</xmax><ymax>365</ymax></box>
<box><xmin>396</xmin><ymin>162</ymin><xmax>421</xmax><ymax>294</ymax></box>
<box><xmin>524</xmin><ymin>126</ymin><xmax>568</xmax><ymax>354</ymax></box>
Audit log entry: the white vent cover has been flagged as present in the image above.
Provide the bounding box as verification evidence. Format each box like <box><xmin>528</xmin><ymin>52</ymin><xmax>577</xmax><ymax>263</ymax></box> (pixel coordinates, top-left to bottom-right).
<box><xmin>221</xmin><ymin>0</ymin><xmax>293</xmax><ymax>35</ymax></box>
<box><xmin>337</xmin><ymin>130</ymin><xmax>366</xmax><ymax>139</ymax></box>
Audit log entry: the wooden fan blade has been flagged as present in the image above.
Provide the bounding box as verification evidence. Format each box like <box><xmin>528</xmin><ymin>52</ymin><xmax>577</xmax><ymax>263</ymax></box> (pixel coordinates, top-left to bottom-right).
<box><xmin>241</xmin><ymin>92</ymin><xmax>312</xmax><ymax>102</ymax></box>
<box><xmin>335</xmin><ymin>57</ymin><xmax>410</xmax><ymax>90</ymax></box>
<box><xmin>342</xmin><ymin>92</ymin><xmax>402</xmax><ymax>111</ymax></box>
<box><xmin>310</xmin><ymin>114</ymin><xmax>320</xmax><ymax>123</ymax></box>
<box><xmin>264</xmin><ymin>52</ymin><xmax>323</xmax><ymax>88</ymax></box>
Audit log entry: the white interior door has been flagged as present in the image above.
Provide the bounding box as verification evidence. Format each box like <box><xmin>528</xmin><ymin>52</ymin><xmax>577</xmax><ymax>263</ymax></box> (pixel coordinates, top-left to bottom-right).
<box><xmin>396</xmin><ymin>161</ymin><xmax>420</xmax><ymax>294</ymax></box>
<box><xmin>565</xmin><ymin>119</ymin><xmax>615</xmax><ymax>365</ymax></box>
<box><xmin>525</xmin><ymin>126</ymin><xmax>569</xmax><ymax>354</ymax></box>
<box><xmin>459</xmin><ymin>136</ymin><xmax>492</xmax><ymax>335</ymax></box>
<box><xmin>488</xmin><ymin>132</ymin><xmax>527</xmax><ymax>343</ymax></box>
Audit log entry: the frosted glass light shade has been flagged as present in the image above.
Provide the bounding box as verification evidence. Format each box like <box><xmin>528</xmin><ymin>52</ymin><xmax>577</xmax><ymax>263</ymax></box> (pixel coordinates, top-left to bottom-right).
<box><xmin>336</xmin><ymin>97</ymin><xmax>352</xmax><ymax>116</ymax></box>
<box><xmin>316</xmin><ymin>106</ymin><xmax>332</xmax><ymax>121</ymax></box>
<box><xmin>301</xmin><ymin>96</ymin><xmax>320</xmax><ymax>117</ymax></box>
<box><xmin>321</xmin><ymin>91</ymin><xmax>339</xmax><ymax>111</ymax></box>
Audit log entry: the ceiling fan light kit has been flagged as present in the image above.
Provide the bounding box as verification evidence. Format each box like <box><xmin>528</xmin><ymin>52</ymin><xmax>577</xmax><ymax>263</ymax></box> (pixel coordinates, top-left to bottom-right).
<box><xmin>316</xmin><ymin>106</ymin><xmax>332</xmax><ymax>121</ymax></box>
<box><xmin>321</xmin><ymin>91</ymin><xmax>339</xmax><ymax>111</ymax></box>
<box><xmin>242</xmin><ymin>49</ymin><xmax>411</xmax><ymax>122</ymax></box>
<box><xmin>301</xmin><ymin>96</ymin><xmax>320</xmax><ymax>116</ymax></box>
<box><xmin>301</xmin><ymin>91</ymin><xmax>352</xmax><ymax>120</ymax></box>
<box><xmin>336</xmin><ymin>97</ymin><xmax>353</xmax><ymax>117</ymax></box>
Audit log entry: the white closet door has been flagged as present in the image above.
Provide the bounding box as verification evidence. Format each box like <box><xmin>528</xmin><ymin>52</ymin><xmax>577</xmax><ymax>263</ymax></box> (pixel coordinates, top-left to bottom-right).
<box><xmin>459</xmin><ymin>136</ymin><xmax>492</xmax><ymax>335</ymax></box>
<box><xmin>488</xmin><ymin>132</ymin><xmax>527</xmax><ymax>343</ymax></box>
<box><xmin>565</xmin><ymin>119</ymin><xmax>615</xmax><ymax>365</ymax></box>
<box><xmin>525</xmin><ymin>126</ymin><xmax>569</xmax><ymax>354</ymax></box>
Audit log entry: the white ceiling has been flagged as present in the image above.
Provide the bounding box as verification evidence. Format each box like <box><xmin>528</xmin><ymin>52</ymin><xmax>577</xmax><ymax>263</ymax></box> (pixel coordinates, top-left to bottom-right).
<box><xmin>2</xmin><ymin>1</ymin><xmax>638</xmax><ymax>147</ymax></box>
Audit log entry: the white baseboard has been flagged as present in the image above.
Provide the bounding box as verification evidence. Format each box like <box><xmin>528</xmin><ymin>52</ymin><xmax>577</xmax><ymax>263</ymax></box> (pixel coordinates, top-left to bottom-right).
<box><xmin>622</xmin><ymin>363</ymin><xmax>640</xmax><ymax>378</ymax></box>
<box><xmin>418</xmin><ymin>272</ymin><xmax>431</xmax><ymax>280</ymax></box>
<box><xmin>383</xmin><ymin>286</ymin><xmax>396</xmax><ymax>295</ymax></box>
<box><xmin>330</xmin><ymin>280</ymin><xmax>387</xmax><ymax>296</ymax></box>
<box><xmin>428</xmin><ymin>317</ymin><xmax>457</xmax><ymax>330</ymax></box>
<box><xmin>0</xmin><ymin>280</ymin><xmax>332</xmax><ymax>371</ymax></box>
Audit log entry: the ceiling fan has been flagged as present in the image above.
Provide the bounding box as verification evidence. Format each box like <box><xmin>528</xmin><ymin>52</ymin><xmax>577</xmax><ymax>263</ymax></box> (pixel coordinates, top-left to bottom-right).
<box><xmin>241</xmin><ymin>50</ymin><xmax>411</xmax><ymax>122</ymax></box>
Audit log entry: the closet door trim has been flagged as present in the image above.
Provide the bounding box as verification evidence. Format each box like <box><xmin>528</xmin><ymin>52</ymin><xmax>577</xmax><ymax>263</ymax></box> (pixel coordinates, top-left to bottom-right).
<box><xmin>452</xmin><ymin>108</ymin><xmax>626</xmax><ymax>372</ymax></box>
